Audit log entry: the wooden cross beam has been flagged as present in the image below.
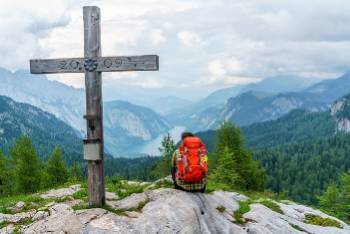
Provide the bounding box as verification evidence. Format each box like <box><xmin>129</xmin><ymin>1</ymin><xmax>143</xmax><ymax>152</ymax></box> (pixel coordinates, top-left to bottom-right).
<box><xmin>29</xmin><ymin>6</ymin><xmax>159</xmax><ymax>206</ymax></box>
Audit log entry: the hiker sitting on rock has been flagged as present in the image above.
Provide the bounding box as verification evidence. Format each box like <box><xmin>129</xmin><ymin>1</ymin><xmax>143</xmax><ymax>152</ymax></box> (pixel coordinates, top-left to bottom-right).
<box><xmin>171</xmin><ymin>132</ymin><xmax>208</xmax><ymax>192</ymax></box>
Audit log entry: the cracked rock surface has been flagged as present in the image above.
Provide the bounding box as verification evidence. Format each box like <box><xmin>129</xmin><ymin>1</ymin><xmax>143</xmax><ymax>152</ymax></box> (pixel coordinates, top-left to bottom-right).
<box><xmin>1</xmin><ymin>186</ymin><xmax>349</xmax><ymax>234</ymax></box>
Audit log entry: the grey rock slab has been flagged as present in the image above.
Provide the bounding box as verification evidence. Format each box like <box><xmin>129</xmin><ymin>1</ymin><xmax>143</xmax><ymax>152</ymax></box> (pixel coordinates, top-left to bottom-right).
<box><xmin>107</xmin><ymin>192</ymin><xmax>148</xmax><ymax>210</ymax></box>
<box><xmin>0</xmin><ymin>224</ymin><xmax>15</xmax><ymax>234</ymax></box>
<box><xmin>32</xmin><ymin>211</ymin><xmax>49</xmax><ymax>221</ymax></box>
<box><xmin>0</xmin><ymin>210</ymin><xmax>36</xmax><ymax>223</ymax></box>
<box><xmin>244</xmin><ymin>203</ymin><xmax>350</xmax><ymax>234</ymax></box>
<box><xmin>23</xmin><ymin>204</ymin><xmax>82</xmax><ymax>234</ymax></box>
<box><xmin>21</xmin><ymin>187</ymin><xmax>350</xmax><ymax>234</ymax></box>
<box><xmin>279</xmin><ymin>202</ymin><xmax>350</xmax><ymax>229</ymax></box>
<box><xmin>14</xmin><ymin>201</ymin><xmax>25</xmax><ymax>209</ymax></box>
<box><xmin>40</xmin><ymin>184</ymin><xmax>81</xmax><ymax>199</ymax></box>
<box><xmin>105</xmin><ymin>191</ymin><xmax>118</xmax><ymax>201</ymax></box>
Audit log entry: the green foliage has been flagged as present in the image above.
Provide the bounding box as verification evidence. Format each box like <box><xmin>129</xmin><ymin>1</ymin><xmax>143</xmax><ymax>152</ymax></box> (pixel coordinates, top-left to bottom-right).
<box><xmin>10</xmin><ymin>135</ymin><xmax>41</xmax><ymax>194</ymax></box>
<box><xmin>0</xmin><ymin>194</ymin><xmax>46</xmax><ymax>214</ymax></box>
<box><xmin>151</xmin><ymin>133</ymin><xmax>176</xmax><ymax>178</ymax></box>
<box><xmin>209</xmin><ymin>147</ymin><xmax>241</xmax><ymax>190</ymax></box>
<box><xmin>210</xmin><ymin>122</ymin><xmax>265</xmax><ymax>191</ymax></box>
<box><xmin>216</xmin><ymin>205</ymin><xmax>226</xmax><ymax>213</ymax></box>
<box><xmin>0</xmin><ymin>96</ymin><xmax>83</xmax><ymax>165</ymax></box>
<box><xmin>233</xmin><ymin>200</ymin><xmax>251</xmax><ymax>224</ymax></box>
<box><xmin>69</xmin><ymin>161</ymin><xmax>83</xmax><ymax>182</ymax></box>
<box><xmin>106</xmin><ymin>177</ymin><xmax>147</xmax><ymax>200</ymax></box>
<box><xmin>318</xmin><ymin>173</ymin><xmax>350</xmax><ymax>222</ymax></box>
<box><xmin>256</xmin><ymin>134</ymin><xmax>350</xmax><ymax>205</ymax></box>
<box><xmin>72</xmin><ymin>188</ymin><xmax>88</xmax><ymax>201</ymax></box>
<box><xmin>304</xmin><ymin>214</ymin><xmax>341</xmax><ymax>228</ymax></box>
<box><xmin>319</xmin><ymin>184</ymin><xmax>341</xmax><ymax>209</ymax></box>
<box><xmin>0</xmin><ymin>150</ymin><xmax>11</xmax><ymax>195</ymax></box>
<box><xmin>104</xmin><ymin>156</ymin><xmax>160</xmax><ymax>181</ymax></box>
<box><xmin>44</xmin><ymin>147</ymin><xmax>69</xmax><ymax>187</ymax></box>
<box><xmin>0</xmin><ymin>221</ymin><xmax>9</xmax><ymax>229</ymax></box>
<box><xmin>259</xmin><ymin>199</ymin><xmax>283</xmax><ymax>214</ymax></box>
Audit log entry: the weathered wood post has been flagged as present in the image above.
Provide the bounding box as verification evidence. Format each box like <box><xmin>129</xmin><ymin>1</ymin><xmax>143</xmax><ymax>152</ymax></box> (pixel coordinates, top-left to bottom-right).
<box><xmin>83</xmin><ymin>6</ymin><xmax>105</xmax><ymax>206</ymax></box>
<box><xmin>29</xmin><ymin>5</ymin><xmax>159</xmax><ymax>207</ymax></box>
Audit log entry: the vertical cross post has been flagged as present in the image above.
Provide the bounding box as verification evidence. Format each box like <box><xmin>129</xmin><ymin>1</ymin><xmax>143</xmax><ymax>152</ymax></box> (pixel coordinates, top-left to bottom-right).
<box><xmin>29</xmin><ymin>5</ymin><xmax>159</xmax><ymax>207</ymax></box>
<box><xmin>84</xmin><ymin>6</ymin><xmax>105</xmax><ymax>206</ymax></box>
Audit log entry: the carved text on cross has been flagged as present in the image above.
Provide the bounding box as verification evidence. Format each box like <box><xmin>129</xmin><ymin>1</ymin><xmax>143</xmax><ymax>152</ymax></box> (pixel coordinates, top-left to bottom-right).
<box><xmin>30</xmin><ymin>55</ymin><xmax>158</xmax><ymax>74</ymax></box>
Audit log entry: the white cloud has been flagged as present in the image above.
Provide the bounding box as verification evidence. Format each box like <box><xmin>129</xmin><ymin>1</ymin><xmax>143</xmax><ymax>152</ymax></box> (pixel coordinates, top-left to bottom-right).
<box><xmin>1</xmin><ymin>0</ymin><xmax>350</xmax><ymax>100</ymax></box>
<box><xmin>177</xmin><ymin>31</ymin><xmax>203</xmax><ymax>47</ymax></box>
<box><xmin>208</xmin><ymin>60</ymin><xmax>226</xmax><ymax>76</ymax></box>
<box><xmin>149</xmin><ymin>29</ymin><xmax>167</xmax><ymax>45</ymax></box>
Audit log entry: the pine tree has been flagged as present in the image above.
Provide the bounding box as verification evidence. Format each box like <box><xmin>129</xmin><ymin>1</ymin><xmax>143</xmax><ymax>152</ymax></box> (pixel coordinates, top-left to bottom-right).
<box><xmin>0</xmin><ymin>150</ymin><xmax>7</xmax><ymax>195</ymax></box>
<box><xmin>46</xmin><ymin>147</ymin><xmax>68</xmax><ymax>187</ymax></box>
<box><xmin>209</xmin><ymin>147</ymin><xmax>241</xmax><ymax>190</ymax></box>
<box><xmin>10</xmin><ymin>135</ymin><xmax>41</xmax><ymax>194</ymax></box>
<box><xmin>70</xmin><ymin>161</ymin><xmax>83</xmax><ymax>182</ymax></box>
<box><xmin>211</xmin><ymin>122</ymin><xmax>265</xmax><ymax>191</ymax></box>
<box><xmin>318</xmin><ymin>183</ymin><xmax>341</xmax><ymax>210</ymax></box>
<box><xmin>341</xmin><ymin>172</ymin><xmax>350</xmax><ymax>203</ymax></box>
<box><xmin>151</xmin><ymin>133</ymin><xmax>177</xmax><ymax>178</ymax></box>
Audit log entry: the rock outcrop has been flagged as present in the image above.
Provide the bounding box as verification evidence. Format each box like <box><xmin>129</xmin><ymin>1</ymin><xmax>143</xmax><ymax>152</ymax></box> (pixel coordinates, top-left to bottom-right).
<box><xmin>1</xmin><ymin>184</ymin><xmax>348</xmax><ymax>234</ymax></box>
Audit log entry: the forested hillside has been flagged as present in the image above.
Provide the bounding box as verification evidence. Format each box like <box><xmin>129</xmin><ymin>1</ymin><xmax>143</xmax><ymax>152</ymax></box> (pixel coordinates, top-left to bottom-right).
<box><xmin>0</xmin><ymin>95</ymin><xmax>82</xmax><ymax>163</ymax></box>
<box><xmin>197</xmin><ymin>94</ymin><xmax>350</xmax><ymax>205</ymax></box>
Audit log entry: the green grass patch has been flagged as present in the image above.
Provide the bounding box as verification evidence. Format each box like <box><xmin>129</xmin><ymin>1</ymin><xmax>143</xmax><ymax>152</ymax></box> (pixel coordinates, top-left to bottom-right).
<box><xmin>305</xmin><ymin>214</ymin><xmax>341</xmax><ymax>228</ymax></box>
<box><xmin>233</xmin><ymin>200</ymin><xmax>251</xmax><ymax>224</ymax></box>
<box><xmin>136</xmin><ymin>198</ymin><xmax>150</xmax><ymax>211</ymax></box>
<box><xmin>72</xmin><ymin>202</ymin><xmax>127</xmax><ymax>216</ymax></box>
<box><xmin>0</xmin><ymin>194</ymin><xmax>47</xmax><ymax>214</ymax></box>
<box><xmin>72</xmin><ymin>188</ymin><xmax>88</xmax><ymax>201</ymax></box>
<box><xmin>106</xmin><ymin>178</ymin><xmax>147</xmax><ymax>200</ymax></box>
<box><xmin>53</xmin><ymin>196</ymin><xmax>73</xmax><ymax>203</ymax></box>
<box><xmin>0</xmin><ymin>221</ymin><xmax>9</xmax><ymax>229</ymax></box>
<box><xmin>289</xmin><ymin>223</ymin><xmax>305</xmax><ymax>232</ymax></box>
<box><xmin>151</xmin><ymin>180</ymin><xmax>173</xmax><ymax>190</ymax></box>
<box><xmin>259</xmin><ymin>199</ymin><xmax>284</xmax><ymax>214</ymax></box>
<box><xmin>216</xmin><ymin>205</ymin><xmax>226</xmax><ymax>213</ymax></box>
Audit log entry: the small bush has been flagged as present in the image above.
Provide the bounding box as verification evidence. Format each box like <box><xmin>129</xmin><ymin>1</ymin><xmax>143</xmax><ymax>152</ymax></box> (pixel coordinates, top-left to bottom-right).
<box><xmin>233</xmin><ymin>200</ymin><xmax>251</xmax><ymax>224</ymax></box>
<box><xmin>0</xmin><ymin>221</ymin><xmax>9</xmax><ymax>229</ymax></box>
<box><xmin>260</xmin><ymin>199</ymin><xmax>284</xmax><ymax>214</ymax></box>
<box><xmin>216</xmin><ymin>205</ymin><xmax>226</xmax><ymax>213</ymax></box>
<box><xmin>305</xmin><ymin>214</ymin><xmax>341</xmax><ymax>228</ymax></box>
<box><xmin>73</xmin><ymin>188</ymin><xmax>88</xmax><ymax>201</ymax></box>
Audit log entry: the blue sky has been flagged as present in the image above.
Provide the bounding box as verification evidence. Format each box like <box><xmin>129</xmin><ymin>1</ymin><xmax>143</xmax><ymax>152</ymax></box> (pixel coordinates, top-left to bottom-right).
<box><xmin>1</xmin><ymin>0</ymin><xmax>350</xmax><ymax>101</ymax></box>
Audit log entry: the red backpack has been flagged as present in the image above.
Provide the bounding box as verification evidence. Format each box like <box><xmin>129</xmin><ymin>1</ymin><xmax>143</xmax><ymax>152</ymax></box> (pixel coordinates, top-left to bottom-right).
<box><xmin>176</xmin><ymin>136</ymin><xmax>208</xmax><ymax>183</ymax></box>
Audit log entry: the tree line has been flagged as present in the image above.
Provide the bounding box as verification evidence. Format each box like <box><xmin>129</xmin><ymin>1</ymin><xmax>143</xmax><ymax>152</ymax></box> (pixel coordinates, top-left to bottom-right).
<box><xmin>0</xmin><ymin>135</ymin><xmax>83</xmax><ymax>195</ymax></box>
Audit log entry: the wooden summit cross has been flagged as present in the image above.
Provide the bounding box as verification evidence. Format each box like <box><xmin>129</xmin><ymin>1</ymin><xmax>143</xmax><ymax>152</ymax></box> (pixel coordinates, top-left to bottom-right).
<box><xmin>29</xmin><ymin>6</ymin><xmax>159</xmax><ymax>206</ymax></box>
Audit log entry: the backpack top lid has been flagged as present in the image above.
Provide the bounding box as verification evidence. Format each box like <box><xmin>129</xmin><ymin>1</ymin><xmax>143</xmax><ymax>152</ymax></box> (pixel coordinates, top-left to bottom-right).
<box><xmin>183</xmin><ymin>136</ymin><xmax>202</xmax><ymax>148</ymax></box>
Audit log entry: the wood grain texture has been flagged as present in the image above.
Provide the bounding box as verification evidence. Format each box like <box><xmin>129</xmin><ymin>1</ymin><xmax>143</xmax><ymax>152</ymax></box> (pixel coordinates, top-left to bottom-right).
<box><xmin>84</xmin><ymin>6</ymin><xmax>106</xmax><ymax>206</ymax></box>
<box><xmin>30</xmin><ymin>55</ymin><xmax>159</xmax><ymax>74</ymax></box>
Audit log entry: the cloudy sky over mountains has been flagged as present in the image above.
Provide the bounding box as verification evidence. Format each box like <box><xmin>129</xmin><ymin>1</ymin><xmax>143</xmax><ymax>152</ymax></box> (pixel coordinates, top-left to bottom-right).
<box><xmin>1</xmin><ymin>0</ymin><xmax>350</xmax><ymax>100</ymax></box>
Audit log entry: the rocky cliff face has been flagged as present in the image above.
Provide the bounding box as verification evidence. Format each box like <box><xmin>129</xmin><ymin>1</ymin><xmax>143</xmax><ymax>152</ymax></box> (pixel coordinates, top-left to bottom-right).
<box><xmin>331</xmin><ymin>94</ymin><xmax>350</xmax><ymax>133</ymax></box>
<box><xmin>0</xmin><ymin>68</ymin><xmax>86</xmax><ymax>133</ymax></box>
<box><xmin>2</xmin><ymin>182</ymin><xmax>348</xmax><ymax>234</ymax></box>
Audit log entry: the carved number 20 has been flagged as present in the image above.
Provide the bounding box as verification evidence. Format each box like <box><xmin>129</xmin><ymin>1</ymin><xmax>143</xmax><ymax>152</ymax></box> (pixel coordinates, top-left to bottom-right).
<box><xmin>59</xmin><ymin>61</ymin><xmax>67</xmax><ymax>70</ymax></box>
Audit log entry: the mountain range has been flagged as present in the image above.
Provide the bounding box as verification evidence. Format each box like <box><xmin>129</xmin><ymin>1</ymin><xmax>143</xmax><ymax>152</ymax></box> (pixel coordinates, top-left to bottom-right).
<box><xmin>0</xmin><ymin>95</ymin><xmax>82</xmax><ymax>163</ymax></box>
<box><xmin>2</xmin><ymin>67</ymin><xmax>350</xmax><ymax>157</ymax></box>
<box><xmin>173</xmin><ymin>72</ymin><xmax>350</xmax><ymax>131</ymax></box>
<box><xmin>0</xmin><ymin>68</ymin><xmax>171</xmax><ymax>156</ymax></box>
